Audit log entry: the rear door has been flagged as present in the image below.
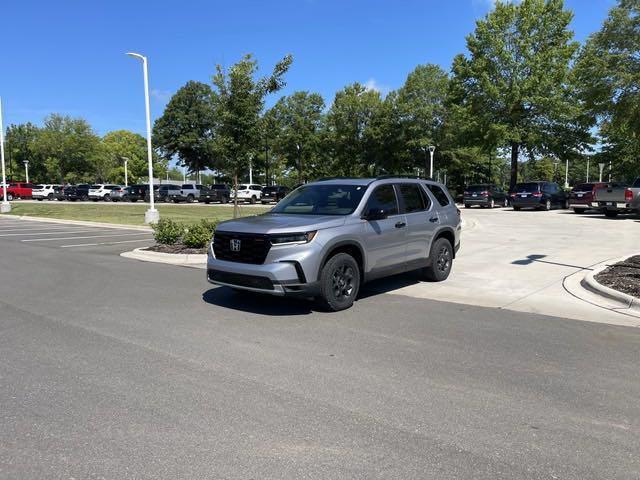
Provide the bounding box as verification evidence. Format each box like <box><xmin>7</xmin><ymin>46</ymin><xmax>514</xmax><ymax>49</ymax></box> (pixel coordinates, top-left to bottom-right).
<box><xmin>398</xmin><ymin>183</ymin><xmax>435</xmax><ymax>266</ymax></box>
<box><xmin>361</xmin><ymin>184</ymin><xmax>407</xmax><ymax>273</ymax></box>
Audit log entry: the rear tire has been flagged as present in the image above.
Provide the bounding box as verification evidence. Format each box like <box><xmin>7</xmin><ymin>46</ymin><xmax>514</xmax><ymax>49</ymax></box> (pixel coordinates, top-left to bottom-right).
<box><xmin>423</xmin><ymin>237</ymin><xmax>454</xmax><ymax>282</ymax></box>
<box><xmin>250</xmin><ymin>195</ymin><xmax>257</xmax><ymax>205</ymax></box>
<box><xmin>513</xmin><ymin>206</ymin><xmax>521</xmax><ymax>211</ymax></box>
<box><xmin>104</xmin><ymin>194</ymin><xmax>111</xmax><ymax>202</ymax></box>
<box><xmin>186</xmin><ymin>195</ymin><xmax>195</xmax><ymax>203</ymax></box>
<box><xmin>503</xmin><ymin>198</ymin><xmax>509</xmax><ymax>207</ymax></box>
<box><xmin>542</xmin><ymin>199</ymin><xmax>551</xmax><ymax>211</ymax></box>
<box><xmin>464</xmin><ymin>204</ymin><xmax>471</xmax><ymax>209</ymax></box>
<box><xmin>317</xmin><ymin>253</ymin><xmax>360</xmax><ymax>312</ymax></box>
<box><xmin>37</xmin><ymin>198</ymin><xmax>43</xmax><ymax>201</ymax></box>
<box><xmin>47</xmin><ymin>193</ymin><xmax>54</xmax><ymax>201</ymax></box>
<box><xmin>489</xmin><ymin>198</ymin><xmax>495</xmax><ymax>208</ymax></box>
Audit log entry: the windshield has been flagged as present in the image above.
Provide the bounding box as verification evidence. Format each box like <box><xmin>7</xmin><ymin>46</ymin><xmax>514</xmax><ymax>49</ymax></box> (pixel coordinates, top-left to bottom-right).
<box><xmin>515</xmin><ymin>183</ymin><xmax>540</xmax><ymax>193</ymax></box>
<box><xmin>633</xmin><ymin>178</ymin><xmax>640</xmax><ymax>188</ymax></box>
<box><xmin>466</xmin><ymin>185</ymin><xmax>489</xmax><ymax>193</ymax></box>
<box><xmin>271</xmin><ymin>184</ymin><xmax>367</xmax><ymax>216</ymax></box>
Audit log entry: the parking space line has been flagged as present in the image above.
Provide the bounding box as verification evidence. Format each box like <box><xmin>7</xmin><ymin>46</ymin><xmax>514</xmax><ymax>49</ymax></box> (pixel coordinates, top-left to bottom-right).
<box><xmin>60</xmin><ymin>239</ymin><xmax>154</xmax><ymax>248</ymax></box>
<box><xmin>0</xmin><ymin>229</ymin><xmax>101</xmax><ymax>237</ymax></box>
<box><xmin>0</xmin><ymin>226</ymin><xmax>102</xmax><ymax>232</ymax></box>
<box><xmin>22</xmin><ymin>233</ymin><xmax>153</xmax><ymax>242</ymax></box>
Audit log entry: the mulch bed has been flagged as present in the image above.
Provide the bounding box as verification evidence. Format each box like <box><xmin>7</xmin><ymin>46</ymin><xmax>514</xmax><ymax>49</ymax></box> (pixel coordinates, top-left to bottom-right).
<box><xmin>145</xmin><ymin>244</ymin><xmax>206</xmax><ymax>255</ymax></box>
<box><xmin>594</xmin><ymin>255</ymin><xmax>640</xmax><ymax>298</ymax></box>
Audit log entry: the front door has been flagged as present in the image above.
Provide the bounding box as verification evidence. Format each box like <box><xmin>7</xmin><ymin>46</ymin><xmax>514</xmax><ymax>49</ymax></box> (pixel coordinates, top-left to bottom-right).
<box><xmin>361</xmin><ymin>184</ymin><xmax>407</xmax><ymax>273</ymax></box>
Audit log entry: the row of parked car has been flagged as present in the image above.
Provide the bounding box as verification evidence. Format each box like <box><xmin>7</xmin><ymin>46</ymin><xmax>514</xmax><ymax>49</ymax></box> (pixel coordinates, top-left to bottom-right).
<box><xmin>461</xmin><ymin>179</ymin><xmax>640</xmax><ymax>216</ymax></box>
<box><xmin>0</xmin><ymin>182</ymin><xmax>293</xmax><ymax>205</ymax></box>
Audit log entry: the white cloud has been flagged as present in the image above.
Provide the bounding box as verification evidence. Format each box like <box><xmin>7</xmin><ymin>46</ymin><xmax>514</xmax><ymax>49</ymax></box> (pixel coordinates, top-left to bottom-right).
<box><xmin>150</xmin><ymin>89</ymin><xmax>172</xmax><ymax>102</ymax></box>
<box><xmin>364</xmin><ymin>78</ymin><xmax>390</xmax><ymax>96</ymax></box>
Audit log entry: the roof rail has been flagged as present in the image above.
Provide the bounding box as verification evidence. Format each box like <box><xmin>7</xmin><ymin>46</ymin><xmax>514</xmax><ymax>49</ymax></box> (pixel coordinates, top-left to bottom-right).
<box><xmin>313</xmin><ymin>176</ymin><xmax>362</xmax><ymax>182</ymax></box>
<box><xmin>375</xmin><ymin>174</ymin><xmax>433</xmax><ymax>180</ymax></box>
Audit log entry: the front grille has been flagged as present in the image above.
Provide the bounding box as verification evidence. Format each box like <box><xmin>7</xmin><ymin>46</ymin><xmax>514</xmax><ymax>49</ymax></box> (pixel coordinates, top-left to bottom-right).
<box><xmin>213</xmin><ymin>232</ymin><xmax>271</xmax><ymax>265</ymax></box>
<box><xmin>208</xmin><ymin>269</ymin><xmax>274</xmax><ymax>290</ymax></box>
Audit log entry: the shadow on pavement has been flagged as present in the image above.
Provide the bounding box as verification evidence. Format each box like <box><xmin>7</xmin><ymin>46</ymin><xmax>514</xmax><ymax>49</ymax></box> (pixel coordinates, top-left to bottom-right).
<box><xmin>202</xmin><ymin>287</ymin><xmax>315</xmax><ymax>316</ymax></box>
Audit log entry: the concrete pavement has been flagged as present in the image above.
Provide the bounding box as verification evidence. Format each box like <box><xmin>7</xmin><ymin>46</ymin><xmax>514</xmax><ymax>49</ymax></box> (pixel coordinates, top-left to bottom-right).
<box><xmin>1</xmin><ymin>216</ymin><xmax>640</xmax><ymax>478</ymax></box>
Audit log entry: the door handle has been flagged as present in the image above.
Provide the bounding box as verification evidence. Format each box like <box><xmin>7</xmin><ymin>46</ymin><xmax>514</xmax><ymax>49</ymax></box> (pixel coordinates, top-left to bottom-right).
<box><xmin>429</xmin><ymin>217</ymin><xmax>439</xmax><ymax>223</ymax></box>
<box><xmin>395</xmin><ymin>221</ymin><xmax>406</xmax><ymax>229</ymax></box>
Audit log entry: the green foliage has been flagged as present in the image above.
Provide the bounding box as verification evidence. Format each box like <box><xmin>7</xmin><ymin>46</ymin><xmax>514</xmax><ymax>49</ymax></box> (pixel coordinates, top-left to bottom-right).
<box><xmin>153</xmin><ymin>81</ymin><xmax>217</xmax><ymax>176</ymax></box>
<box><xmin>211</xmin><ymin>53</ymin><xmax>292</xmax><ymax>216</ymax></box>
<box><xmin>182</xmin><ymin>219</ymin><xmax>217</xmax><ymax>249</ymax></box>
<box><xmin>575</xmin><ymin>0</ymin><xmax>640</xmax><ymax>181</ymax></box>
<box><xmin>4</xmin><ymin>123</ymin><xmax>39</xmax><ymax>180</ymax></box>
<box><xmin>152</xmin><ymin>218</ymin><xmax>184</xmax><ymax>245</ymax></box>
<box><xmin>450</xmin><ymin>0</ymin><xmax>591</xmax><ymax>189</ymax></box>
<box><xmin>100</xmin><ymin>130</ymin><xmax>156</xmax><ymax>184</ymax></box>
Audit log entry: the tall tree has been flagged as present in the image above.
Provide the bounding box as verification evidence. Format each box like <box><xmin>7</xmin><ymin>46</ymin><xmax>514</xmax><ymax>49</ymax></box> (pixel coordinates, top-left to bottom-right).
<box><xmin>100</xmin><ymin>130</ymin><xmax>154</xmax><ymax>184</ymax></box>
<box><xmin>211</xmin><ymin>53</ymin><xmax>293</xmax><ymax>216</ymax></box>
<box><xmin>452</xmin><ymin>0</ymin><xmax>590</xmax><ymax>189</ymax></box>
<box><xmin>575</xmin><ymin>0</ymin><xmax>640</xmax><ymax>181</ymax></box>
<box><xmin>5</xmin><ymin>123</ymin><xmax>39</xmax><ymax>181</ymax></box>
<box><xmin>324</xmin><ymin>82</ymin><xmax>383</xmax><ymax>177</ymax></box>
<box><xmin>396</xmin><ymin>64</ymin><xmax>449</xmax><ymax>171</ymax></box>
<box><xmin>153</xmin><ymin>81</ymin><xmax>217</xmax><ymax>177</ymax></box>
<box><xmin>268</xmin><ymin>91</ymin><xmax>325</xmax><ymax>182</ymax></box>
<box><xmin>32</xmin><ymin>114</ymin><xmax>100</xmax><ymax>183</ymax></box>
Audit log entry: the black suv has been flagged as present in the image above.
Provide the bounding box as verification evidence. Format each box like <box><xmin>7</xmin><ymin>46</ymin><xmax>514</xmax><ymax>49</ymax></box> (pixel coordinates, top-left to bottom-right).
<box><xmin>199</xmin><ymin>184</ymin><xmax>230</xmax><ymax>204</ymax></box>
<box><xmin>510</xmin><ymin>181</ymin><xmax>569</xmax><ymax>211</ymax></box>
<box><xmin>125</xmin><ymin>184</ymin><xmax>159</xmax><ymax>202</ymax></box>
<box><xmin>261</xmin><ymin>185</ymin><xmax>290</xmax><ymax>204</ymax></box>
<box><xmin>463</xmin><ymin>184</ymin><xmax>509</xmax><ymax>208</ymax></box>
<box><xmin>64</xmin><ymin>184</ymin><xmax>91</xmax><ymax>201</ymax></box>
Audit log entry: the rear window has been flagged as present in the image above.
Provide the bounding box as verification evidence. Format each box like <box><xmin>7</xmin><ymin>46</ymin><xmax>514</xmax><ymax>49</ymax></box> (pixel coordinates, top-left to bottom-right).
<box><xmin>514</xmin><ymin>183</ymin><xmax>540</xmax><ymax>193</ymax></box>
<box><xmin>572</xmin><ymin>183</ymin><xmax>595</xmax><ymax>192</ymax></box>
<box><xmin>426</xmin><ymin>184</ymin><xmax>450</xmax><ymax>206</ymax></box>
<box><xmin>466</xmin><ymin>185</ymin><xmax>489</xmax><ymax>193</ymax></box>
<box><xmin>263</xmin><ymin>187</ymin><xmax>277</xmax><ymax>193</ymax></box>
<box><xmin>32</xmin><ymin>185</ymin><xmax>44</xmax><ymax>189</ymax></box>
<box><xmin>237</xmin><ymin>185</ymin><xmax>248</xmax><ymax>190</ymax></box>
<box><xmin>633</xmin><ymin>178</ymin><xmax>640</xmax><ymax>188</ymax></box>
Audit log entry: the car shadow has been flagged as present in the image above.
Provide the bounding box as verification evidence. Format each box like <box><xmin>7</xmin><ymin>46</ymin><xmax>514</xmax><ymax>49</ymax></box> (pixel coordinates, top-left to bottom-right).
<box><xmin>202</xmin><ymin>287</ymin><xmax>315</xmax><ymax>316</ymax></box>
<box><xmin>202</xmin><ymin>271</ymin><xmax>425</xmax><ymax>314</ymax></box>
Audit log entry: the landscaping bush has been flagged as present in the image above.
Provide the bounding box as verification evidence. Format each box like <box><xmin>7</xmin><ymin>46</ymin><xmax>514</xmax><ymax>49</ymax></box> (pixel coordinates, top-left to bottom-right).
<box><xmin>152</xmin><ymin>218</ymin><xmax>184</xmax><ymax>245</ymax></box>
<box><xmin>182</xmin><ymin>219</ymin><xmax>217</xmax><ymax>249</ymax></box>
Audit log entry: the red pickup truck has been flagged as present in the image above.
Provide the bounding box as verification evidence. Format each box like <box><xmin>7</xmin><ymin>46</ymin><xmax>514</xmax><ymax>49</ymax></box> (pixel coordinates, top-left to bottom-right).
<box><xmin>0</xmin><ymin>182</ymin><xmax>34</xmax><ymax>200</ymax></box>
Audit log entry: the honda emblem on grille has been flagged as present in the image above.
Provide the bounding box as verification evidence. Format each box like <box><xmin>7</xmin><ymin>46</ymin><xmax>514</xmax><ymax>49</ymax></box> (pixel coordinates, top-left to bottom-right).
<box><xmin>230</xmin><ymin>239</ymin><xmax>241</xmax><ymax>252</ymax></box>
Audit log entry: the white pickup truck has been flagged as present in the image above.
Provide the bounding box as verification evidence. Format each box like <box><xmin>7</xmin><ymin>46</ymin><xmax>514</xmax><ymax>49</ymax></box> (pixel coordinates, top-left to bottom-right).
<box><xmin>168</xmin><ymin>184</ymin><xmax>202</xmax><ymax>203</ymax></box>
<box><xmin>594</xmin><ymin>177</ymin><xmax>640</xmax><ymax>217</ymax></box>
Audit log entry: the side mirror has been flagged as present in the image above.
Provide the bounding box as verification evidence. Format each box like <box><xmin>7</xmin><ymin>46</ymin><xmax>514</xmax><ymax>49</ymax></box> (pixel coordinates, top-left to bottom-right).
<box><xmin>363</xmin><ymin>208</ymin><xmax>388</xmax><ymax>221</ymax></box>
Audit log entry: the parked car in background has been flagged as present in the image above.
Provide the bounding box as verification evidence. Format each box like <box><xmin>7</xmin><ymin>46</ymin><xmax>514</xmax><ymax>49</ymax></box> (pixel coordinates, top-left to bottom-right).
<box><xmin>261</xmin><ymin>185</ymin><xmax>290</xmax><ymax>204</ymax></box>
<box><xmin>155</xmin><ymin>184</ymin><xmax>178</xmax><ymax>202</ymax></box>
<box><xmin>510</xmin><ymin>181</ymin><xmax>568</xmax><ymax>211</ymax></box>
<box><xmin>594</xmin><ymin>178</ymin><xmax>640</xmax><ymax>217</ymax></box>
<box><xmin>199</xmin><ymin>184</ymin><xmax>230</xmax><ymax>204</ymax></box>
<box><xmin>207</xmin><ymin>177</ymin><xmax>461</xmax><ymax>311</ymax></box>
<box><xmin>89</xmin><ymin>184</ymin><xmax>120</xmax><ymax>201</ymax></box>
<box><xmin>0</xmin><ymin>182</ymin><xmax>34</xmax><ymax>201</ymax></box>
<box><xmin>64</xmin><ymin>184</ymin><xmax>91</xmax><ymax>201</ymax></box>
<box><xmin>232</xmin><ymin>184</ymin><xmax>263</xmax><ymax>204</ymax></box>
<box><xmin>124</xmin><ymin>184</ymin><xmax>159</xmax><ymax>202</ymax></box>
<box><xmin>32</xmin><ymin>184</ymin><xmax>62</xmax><ymax>201</ymax></box>
<box><xmin>463</xmin><ymin>184</ymin><xmax>509</xmax><ymax>209</ymax></box>
<box><xmin>568</xmin><ymin>182</ymin><xmax>608</xmax><ymax>214</ymax></box>
<box><xmin>168</xmin><ymin>184</ymin><xmax>202</xmax><ymax>203</ymax></box>
<box><xmin>110</xmin><ymin>186</ymin><xmax>128</xmax><ymax>202</ymax></box>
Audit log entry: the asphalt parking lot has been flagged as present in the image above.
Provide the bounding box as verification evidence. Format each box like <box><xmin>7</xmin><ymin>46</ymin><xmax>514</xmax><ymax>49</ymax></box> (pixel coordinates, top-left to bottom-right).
<box><xmin>1</xmin><ymin>212</ymin><xmax>639</xmax><ymax>479</ymax></box>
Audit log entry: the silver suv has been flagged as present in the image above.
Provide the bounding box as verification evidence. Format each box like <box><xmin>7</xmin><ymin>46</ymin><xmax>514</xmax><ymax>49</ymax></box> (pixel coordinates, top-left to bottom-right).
<box><xmin>207</xmin><ymin>177</ymin><xmax>461</xmax><ymax>311</ymax></box>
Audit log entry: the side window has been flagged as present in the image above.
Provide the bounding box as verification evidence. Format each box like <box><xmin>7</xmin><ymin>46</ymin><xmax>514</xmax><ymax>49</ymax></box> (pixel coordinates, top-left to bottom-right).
<box><xmin>366</xmin><ymin>184</ymin><xmax>398</xmax><ymax>216</ymax></box>
<box><xmin>399</xmin><ymin>183</ymin><xmax>428</xmax><ymax>213</ymax></box>
<box><xmin>427</xmin><ymin>184</ymin><xmax>450</xmax><ymax>206</ymax></box>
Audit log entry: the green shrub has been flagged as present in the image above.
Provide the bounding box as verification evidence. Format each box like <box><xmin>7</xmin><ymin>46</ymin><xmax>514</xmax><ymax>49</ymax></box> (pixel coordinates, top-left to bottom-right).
<box><xmin>182</xmin><ymin>219</ymin><xmax>218</xmax><ymax>249</ymax></box>
<box><xmin>152</xmin><ymin>218</ymin><xmax>184</xmax><ymax>245</ymax></box>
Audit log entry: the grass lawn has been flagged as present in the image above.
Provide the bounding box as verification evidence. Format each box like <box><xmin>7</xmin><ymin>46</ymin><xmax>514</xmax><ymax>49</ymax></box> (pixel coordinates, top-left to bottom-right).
<box><xmin>0</xmin><ymin>202</ymin><xmax>269</xmax><ymax>226</ymax></box>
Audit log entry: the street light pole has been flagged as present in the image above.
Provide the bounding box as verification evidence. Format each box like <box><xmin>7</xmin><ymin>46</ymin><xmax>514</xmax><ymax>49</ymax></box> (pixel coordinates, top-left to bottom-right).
<box><xmin>564</xmin><ymin>158</ymin><xmax>569</xmax><ymax>189</ymax></box>
<box><xmin>23</xmin><ymin>160</ymin><xmax>29</xmax><ymax>183</ymax></box>
<box><xmin>586</xmin><ymin>157</ymin><xmax>590</xmax><ymax>183</ymax></box>
<box><xmin>122</xmin><ymin>157</ymin><xmax>129</xmax><ymax>186</ymax></box>
<box><xmin>0</xmin><ymin>97</ymin><xmax>11</xmax><ymax>213</ymax></box>
<box><xmin>598</xmin><ymin>163</ymin><xmax>605</xmax><ymax>182</ymax></box>
<box><xmin>296</xmin><ymin>143</ymin><xmax>302</xmax><ymax>183</ymax></box>
<box><xmin>249</xmin><ymin>157</ymin><xmax>253</xmax><ymax>185</ymax></box>
<box><xmin>126</xmin><ymin>52</ymin><xmax>159</xmax><ymax>224</ymax></box>
<box><xmin>428</xmin><ymin>145</ymin><xmax>435</xmax><ymax>179</ymax></box>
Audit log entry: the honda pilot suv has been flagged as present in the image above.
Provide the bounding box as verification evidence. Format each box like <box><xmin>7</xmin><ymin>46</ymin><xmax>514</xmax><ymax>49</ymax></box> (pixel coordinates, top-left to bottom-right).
<box><xmin>207</xmin><ymin>177</ymin><xmax>461</xmax><ymax>311</ymax></box>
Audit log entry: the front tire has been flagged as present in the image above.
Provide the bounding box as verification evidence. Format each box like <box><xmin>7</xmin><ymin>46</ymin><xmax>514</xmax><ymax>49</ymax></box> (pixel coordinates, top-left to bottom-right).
<box><xmin>423</xmin><ymin>237</ymin><xmax>454</xmax><ymax>282</ymax></box>
<box><xmin>47</xmin><ymin>193</ymin><xmax>54</xmax><ymax>201</ymax></box>
<box><xmin>317</xmin><ymin>253</ymin><xmax>360</xmax><ymax>312</ymax></box>
<box><xmin>250</xmin><ymin>195</ymin><xmax>257</xmax><ymax>204</ymax></box>
<box><xmin>464</xmin><ymin>204</ymin><xmax>471</xmax><ymax>209</ymax></box>
<box><xmin>542</xmin><ymin>199</ymin><xmax>551</xmax><ymax>211</ymax></box>
<box><xmin>186</xmin><ymin>195</ymin><xmax>195</xmax><ymax>203</ymax></box>
<box><xmin>503</xmin><ymin>198</ymin><xmax>509</xmax><ymax>207</ymax></box>
<box><xmin>489</xmin><ymin>198</ymin><xmax>495</xmax><ymax>208</ymax></box>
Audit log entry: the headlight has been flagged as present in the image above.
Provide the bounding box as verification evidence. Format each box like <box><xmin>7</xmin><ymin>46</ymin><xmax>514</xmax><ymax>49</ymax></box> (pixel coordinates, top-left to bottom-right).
<box><xmin>270</xmin><ymin>231</ymin><xmax>317</xmax><ymax>245</ymax></box>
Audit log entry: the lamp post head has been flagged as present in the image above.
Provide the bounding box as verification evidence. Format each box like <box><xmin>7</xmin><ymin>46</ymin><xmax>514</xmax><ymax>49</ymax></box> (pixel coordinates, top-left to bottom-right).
<box><xmin>428</xmin><ymin>145</ymin><xmax>436</xmax><ymax>154</ymax></box>
<box><xmin>126</xmin><ymin>52</ymin><xmax>146</xmax><ymax>62</ymax></box>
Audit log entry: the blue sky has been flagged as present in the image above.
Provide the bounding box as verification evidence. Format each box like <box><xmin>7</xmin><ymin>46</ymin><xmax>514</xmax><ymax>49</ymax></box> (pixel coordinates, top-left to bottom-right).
<box><xmin>2</xmin><ymin>0</ymin><xmax>615</xmax><ymax>136</ymax></box>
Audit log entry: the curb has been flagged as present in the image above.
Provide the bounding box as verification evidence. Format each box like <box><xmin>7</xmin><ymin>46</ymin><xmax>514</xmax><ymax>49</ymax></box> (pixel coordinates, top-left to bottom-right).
<box><xmin>581</xmin><ymin>254</ymin><xmax>640</xmax><ymax>314</ymax></box>
<box><xmin>0</xmin><ymin>215</ymin><xmax>152</xmax><ymax>232</ymax></box>
<box><xmin>121</xmin><ymin>247</ymin><xmax>206</xmax><ymax>269</ymax></box>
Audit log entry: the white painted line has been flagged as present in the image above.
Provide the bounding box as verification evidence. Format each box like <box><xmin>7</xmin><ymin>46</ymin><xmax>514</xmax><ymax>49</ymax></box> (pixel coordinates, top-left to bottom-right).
<box><xmin>22</xmin><ymin>232</ymin><xmax>153</xmax><ymax>242</ymax></box>
<box><xmin>0</xmin><ymin>229</ymin><xmax>101</xmax><ymax>237</ymax></box>
<box><xmin>60</xmin><ymin>238</ymin><xmax>154</xmax><ymax>248</ymax></box>
<box><xmin>0</xmin><ymin>225</ymin><xmax>99</xmax><ymax>232</ymax></box>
